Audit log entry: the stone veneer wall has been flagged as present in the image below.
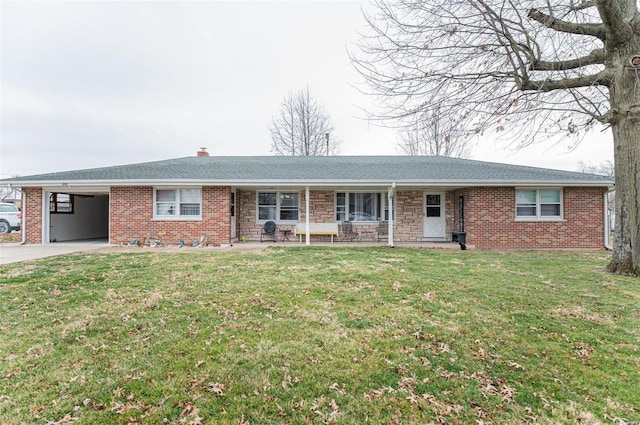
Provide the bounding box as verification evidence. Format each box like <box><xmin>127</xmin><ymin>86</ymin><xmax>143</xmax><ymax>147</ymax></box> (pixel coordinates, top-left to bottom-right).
<box><xmin>237</xmin><ymin>190</ymin><xmax>336</xmax><ymax>241</ymax></box>
<box><xmin>236</xmin><ymin>189</ymin><xmax>455</xmax><ymax>242</ymax></box>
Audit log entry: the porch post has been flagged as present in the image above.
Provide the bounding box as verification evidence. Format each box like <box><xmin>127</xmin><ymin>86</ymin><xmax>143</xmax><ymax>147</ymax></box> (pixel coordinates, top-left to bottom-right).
<box><xmin>42</xmin><ymin>190</ymin><xmax>49</xmax><ymax>244</ymax></box>
<box><xmin>305</xmin><ymin>186</ymin><xmax>310</xmax><ymax>246</ymax></box>
<box><xmin>388</xmin><ymin>183</ymin><xmax>396</xmax><ymax>247</ymax></box>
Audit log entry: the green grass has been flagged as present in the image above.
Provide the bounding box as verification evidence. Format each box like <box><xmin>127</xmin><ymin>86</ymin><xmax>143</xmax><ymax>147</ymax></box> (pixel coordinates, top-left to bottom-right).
<box><xmin>0</xmin><ymin>248</ymin><xmax>638</xmax><ymax>424</ymax></box>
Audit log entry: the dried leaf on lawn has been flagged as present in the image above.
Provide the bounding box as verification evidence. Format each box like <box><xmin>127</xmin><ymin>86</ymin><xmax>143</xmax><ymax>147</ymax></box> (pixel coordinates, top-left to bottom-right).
<box><xmin>207</xmin><ymin>382</ymin><xmax>225</xmax><ymax>396</ymax></box>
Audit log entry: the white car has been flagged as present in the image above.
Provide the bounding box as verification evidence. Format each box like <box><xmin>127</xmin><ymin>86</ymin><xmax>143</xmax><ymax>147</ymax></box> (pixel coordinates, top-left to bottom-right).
<box><xmin>0</xmin><ymin>203</ymin><xmax>21</xmax><ymax>234</ymax></box>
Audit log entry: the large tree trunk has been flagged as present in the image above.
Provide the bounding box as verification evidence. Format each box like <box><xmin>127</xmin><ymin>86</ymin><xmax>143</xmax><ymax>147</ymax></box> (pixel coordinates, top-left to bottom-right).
<box><xmin>608</xmin><ymin>118</ymin><xmax>640</xmax><ymax>275</ymax></box>
<box><xmin>606</xmin><ymin>39</ymin><xmax>640</xmax><ymax>274</ymax></box>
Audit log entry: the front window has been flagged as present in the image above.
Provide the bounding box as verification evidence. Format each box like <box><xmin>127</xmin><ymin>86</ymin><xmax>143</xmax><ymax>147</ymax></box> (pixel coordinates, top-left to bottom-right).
<box><xmin>279</xmin><ymin>193</ymin><xmax>299</xmax><ymax>220</ymax></box>
<box><xmin>258</xmin><ymin>193</ymin><xmax>277</xmax><ymax>220</ymax></box>
<box><xmin>516</xmin><ymin>188</ymin><xmax>562</xmax><ymax>220</ymax></box>
<box><xmin>257</xmin><ymin>192</ymin><xmax>299</xmax><ymax>222</ymax></box>
<box><xmin>336</xmin><ymin>192</ymin><xmax>387</xmax><ymax>222</ymax></box>
<box><xmin>540</xmin><ymin>189</ymin><xmax>561</xmax><ymax>217</ymax></box>
<box><xmin>336</xmin><ymin>193</ymin><xmax>346</xmax><ymax>222</ymax></box>
<box><xmin>154</xmin><ymin>188</ymin><xmax>201</xmax><ymax>219</ymax></box>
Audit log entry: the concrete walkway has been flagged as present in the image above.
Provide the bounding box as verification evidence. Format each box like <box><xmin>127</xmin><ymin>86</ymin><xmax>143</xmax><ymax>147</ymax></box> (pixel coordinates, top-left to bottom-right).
<box><xmin>0</xmin><ymin>240</ymin><xmax>468</xmax><ymax>265</ymax></box>
<box><xmin>0</xmin><ymin>240</ymin><xmax>110</xmax><ymax>265</ymax></box>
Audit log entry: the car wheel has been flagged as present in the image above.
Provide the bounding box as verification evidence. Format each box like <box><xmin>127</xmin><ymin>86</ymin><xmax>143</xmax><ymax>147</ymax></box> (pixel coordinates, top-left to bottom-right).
<box><xmin>0</xmin><ymin>220</ymin><xmax>10</xmax><ymax>234</ymax></box>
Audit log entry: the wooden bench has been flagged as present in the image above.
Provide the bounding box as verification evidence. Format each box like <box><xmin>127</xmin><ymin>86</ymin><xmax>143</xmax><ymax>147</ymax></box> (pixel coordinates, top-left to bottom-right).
<box><xmin>295</xmin><ymin>223</ymin><xmax>339</xmax><ymax>243</ymax></box>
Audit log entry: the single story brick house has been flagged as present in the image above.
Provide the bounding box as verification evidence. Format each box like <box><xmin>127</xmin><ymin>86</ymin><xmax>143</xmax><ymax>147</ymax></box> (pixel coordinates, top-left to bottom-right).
<box><xmin>3</xmin><ymin>152</ymin><xmax>614</xmax><ymax>249</ymax></box>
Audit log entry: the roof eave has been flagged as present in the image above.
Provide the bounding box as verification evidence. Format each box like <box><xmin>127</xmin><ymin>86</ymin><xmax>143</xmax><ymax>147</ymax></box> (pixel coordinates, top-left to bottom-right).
<box><xmin>7</xmin><ymin>178</ymin><xmax>614</xmax><ymax>188</ymax></box>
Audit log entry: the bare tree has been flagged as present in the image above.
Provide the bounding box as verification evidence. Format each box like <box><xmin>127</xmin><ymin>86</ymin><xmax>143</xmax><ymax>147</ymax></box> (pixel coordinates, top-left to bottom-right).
<box><xmin>397</xmin><ymin>108</ymin><xmax>472</xmax><ymax>157</ymax></box>
<box><xmin>269</xmin><ymin>87</ymin><xmax>339</xmax><ymax>156</ymax></box>
<box><xmin>577</xmin><ymin>160</ymin><xmax>614</xmax><ymax>178</ymax></box>
<box><xmin>1</xmin><ymin>184</ymin><xmax>21</xmax><ymax>203</ymax></box>
<box><xmin>352</xmin><ymin>0</ymin><xmax>640</xmax><ymax>275</ymax></box>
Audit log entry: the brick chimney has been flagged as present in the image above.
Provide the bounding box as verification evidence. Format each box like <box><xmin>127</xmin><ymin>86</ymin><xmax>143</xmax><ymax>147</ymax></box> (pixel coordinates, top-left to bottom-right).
<box><xmin>197</xmin><ymin>147</ymin><xmax>209</xmax><ymax>157</ymax></box>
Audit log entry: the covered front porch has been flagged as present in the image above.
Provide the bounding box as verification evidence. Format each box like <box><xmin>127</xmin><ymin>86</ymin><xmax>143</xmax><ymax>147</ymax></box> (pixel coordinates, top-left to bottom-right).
<box><xmin>235</xmin><ymin>185</ymin><xmax>460</xmax><ymax>246</ymax></box>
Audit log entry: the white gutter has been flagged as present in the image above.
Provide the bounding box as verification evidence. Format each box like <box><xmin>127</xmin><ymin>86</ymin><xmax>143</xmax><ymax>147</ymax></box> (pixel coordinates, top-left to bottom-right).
<box><xmin>19</xmin><ymin>189</ymin><xmax>26</xmax><ymax>245</ymax></box>
<box><xmin>7</xmin><ymin>179</ymin><xmax>614</xmax><ymax>189</ymax></box>
<box><xmin>604</xmin><ymin>191</ymin><xmax>612</xmax><ymax>250</ymax></box>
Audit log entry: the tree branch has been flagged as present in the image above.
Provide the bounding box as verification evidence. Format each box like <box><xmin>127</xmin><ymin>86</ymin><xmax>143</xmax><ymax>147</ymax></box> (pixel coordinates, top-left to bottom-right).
<box><xmin>594</xmin><ymin>0</ymin><xmax>637</xmax><ymax>46</ymax></box>
<box><xmin>529</xmin><ymin>48</ymin><xmax>605</xmax><ymax>70</ymax></box>
<box><xmin>527</xmin><ymin>8</ymin><xmax>606</xmax><ymax>40</ymax></box>
<box><xmin>519</xmin><ymin>70</ymin><xmax>611</xmax><ymax>92</ymax></box>
<box><xmin>570</xmin><ymin>0</ymin><xmax>597</xmax><ymax>12</ymax></box>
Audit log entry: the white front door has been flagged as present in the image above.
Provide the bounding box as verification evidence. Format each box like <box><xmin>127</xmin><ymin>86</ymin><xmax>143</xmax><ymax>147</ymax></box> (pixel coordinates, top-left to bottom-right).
<box><xmin>423</xmin><ymin>193</ymin><xmax>445</xmax><ymax>239</ymax></box>
<box><xmin>230</xmin><ymin>190</ymin><xmax>237</xmax><ymax>239</ymax></box>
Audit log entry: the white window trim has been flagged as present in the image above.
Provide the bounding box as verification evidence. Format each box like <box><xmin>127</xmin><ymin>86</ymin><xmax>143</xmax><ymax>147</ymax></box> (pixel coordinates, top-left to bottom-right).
<box><xmin>256</xmin><ymin>191</ymin><xmax>300</xmax><ymax>223</ymax></box>
<box><xmin>153</xmin><ymin>187</ymin><xmax>202</xmax><ymax>221</ymax></box>
<box><xmin>335</xmin><ymin>190</ymin><xmax>389</xmax><ymax>223</ymax></box>
<box><xmin>515</xmin><ymin>188</ymin><xmax>564</xmax><ymax>221</ymax></box>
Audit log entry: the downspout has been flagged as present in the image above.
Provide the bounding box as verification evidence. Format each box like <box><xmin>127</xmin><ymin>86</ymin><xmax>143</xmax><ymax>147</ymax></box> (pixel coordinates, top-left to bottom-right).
<box><xmin>305</xmin><ymin>186</ymin><xmax>310</xmax><ymax>246</ymax></box>
<box><xmin>388</xmin><ymin>183</ymin><xmax>396</xmax><ymax>247</ymax></box>
<box><xmin>604</xmin><ymin>190</ymin><xmax>612</xmax><ymax>250</ymax></box>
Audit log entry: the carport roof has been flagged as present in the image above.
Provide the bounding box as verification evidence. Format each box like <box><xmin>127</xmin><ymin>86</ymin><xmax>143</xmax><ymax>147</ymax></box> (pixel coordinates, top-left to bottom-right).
<box><xmin>3</xmin><ymin>155</ymin><xmax>614</xmax><ymax>187</ymax></box>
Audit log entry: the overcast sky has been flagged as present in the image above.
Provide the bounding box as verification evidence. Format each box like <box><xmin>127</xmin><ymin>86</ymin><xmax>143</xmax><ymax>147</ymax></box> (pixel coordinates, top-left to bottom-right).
<box><xmin>1</xmin><ymin>0</ymin><xmax>614</xmax><ymax>178</ymax></box>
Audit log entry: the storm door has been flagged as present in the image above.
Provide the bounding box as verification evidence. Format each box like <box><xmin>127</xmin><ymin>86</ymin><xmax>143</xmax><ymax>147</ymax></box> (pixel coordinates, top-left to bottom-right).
<box><xmin>423</xmin><ymin>193</ymin><xmax>445</xmax><ymax>239</ymax></box>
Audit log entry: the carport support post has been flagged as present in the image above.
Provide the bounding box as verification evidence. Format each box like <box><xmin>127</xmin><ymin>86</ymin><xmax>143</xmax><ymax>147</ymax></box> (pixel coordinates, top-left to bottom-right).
<box><xmin>388</xmin><ymin>183</ymin><xmax>396</xmax><ymax>247</ymax></box>
<box><xmin>305</xmin><ymin>186</ymin><xmax>310</xmax><ymax>246</ymax></box>
<box><xmin>42</xmin><ymin>190</ymin><xmax>50</xmax><ymax>244</ymax></box>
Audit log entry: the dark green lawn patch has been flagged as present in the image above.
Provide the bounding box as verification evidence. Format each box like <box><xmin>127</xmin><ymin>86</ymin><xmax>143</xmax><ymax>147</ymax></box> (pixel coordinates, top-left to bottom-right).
<box><xmin>0</xmin><ymin>248</ymin><xmax>638</xmax><ymax>424</ymax></box>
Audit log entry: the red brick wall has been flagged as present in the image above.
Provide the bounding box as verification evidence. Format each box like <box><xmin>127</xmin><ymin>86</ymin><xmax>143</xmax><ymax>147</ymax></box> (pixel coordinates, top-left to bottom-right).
<box><xmin>20</xmin><ymin>185</ymin><xmax>606</xmax><ymax>249</ymax></box>
<box><xmin>453</xmin><ymin>187</ymin><xmax>607</xmax><ymax>249</ymax></box>
<box><xmin>22</xmin><ymin>187</ymin><xmax>43</xmax><ymax>244</ymax></box>
<box><xmin>110</xmin><ymin>186</ymin><xmax>231</xmax><ymax>246</ymax></box>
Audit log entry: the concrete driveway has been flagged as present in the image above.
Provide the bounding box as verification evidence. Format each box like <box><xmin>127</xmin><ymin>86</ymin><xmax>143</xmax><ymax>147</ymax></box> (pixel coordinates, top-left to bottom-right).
<box><xmin>0</xmin><ymin>241</ymin><xmax>110</xmax><ymax>265</ymax></box>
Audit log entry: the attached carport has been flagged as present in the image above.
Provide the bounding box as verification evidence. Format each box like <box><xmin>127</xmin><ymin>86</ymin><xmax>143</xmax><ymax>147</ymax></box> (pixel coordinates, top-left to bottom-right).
<box><xmin>44</xmin><ymin>189</ymin><xmax>109</xmax><ymax>243</ymax></box>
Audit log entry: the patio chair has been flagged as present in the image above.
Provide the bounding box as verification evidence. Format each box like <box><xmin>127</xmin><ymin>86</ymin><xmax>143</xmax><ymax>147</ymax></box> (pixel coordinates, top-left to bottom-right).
<box><xmin>341</xmin><ymin>221</ymin><xmax>359</xmax><ymax>242</ymax></box>
<box><xmin>261</xmin><ymin>220</ymin><xmax>277</xmax><ymax>242</ymax></box>
<box><xmin>377</xmin><ymin>221</ymin><xmax>389</xmax><ymax>242</ymax></box>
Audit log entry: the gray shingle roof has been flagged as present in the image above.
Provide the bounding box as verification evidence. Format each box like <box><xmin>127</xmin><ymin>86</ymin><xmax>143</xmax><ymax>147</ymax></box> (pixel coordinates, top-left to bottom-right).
<box><xmin>3</xmin><ymin>156</ymin><xmax>613</xmax><ymax>186</ymax></box>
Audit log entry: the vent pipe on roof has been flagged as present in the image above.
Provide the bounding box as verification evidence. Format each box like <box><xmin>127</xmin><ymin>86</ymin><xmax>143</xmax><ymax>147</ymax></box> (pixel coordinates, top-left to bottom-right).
<box><xmin>325</xmin><ymin>133</ymin><xmax>329</xmax><ymax>156</ymax></box>
<box><xmin>197</xmin><ymin>147</ymin><xmax>209</xmax><ymax>157</ymax></box>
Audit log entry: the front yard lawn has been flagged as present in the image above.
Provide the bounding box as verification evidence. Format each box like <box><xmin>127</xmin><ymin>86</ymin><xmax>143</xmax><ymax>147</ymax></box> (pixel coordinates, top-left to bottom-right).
<box><xmin>0</xmin><ymin>248</ymin><xmax>638</xmax><ymax>424</ymax></box>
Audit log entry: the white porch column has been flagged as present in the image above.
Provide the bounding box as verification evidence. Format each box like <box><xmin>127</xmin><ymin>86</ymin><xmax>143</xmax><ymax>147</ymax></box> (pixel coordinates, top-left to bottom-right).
<box><xmin>388</xmin><ymin>183</ymin><xmax>396</xmax><ymax>247</ymax></box>
<box><xmin>305</xmin><ymin>186</ymin><xmax>310</xmax><ymax>246</ymax></box>
<box><xmin>42</xmin><ymin>190</ymin><xmax>49</xmax><ymax>244</ymax></box>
